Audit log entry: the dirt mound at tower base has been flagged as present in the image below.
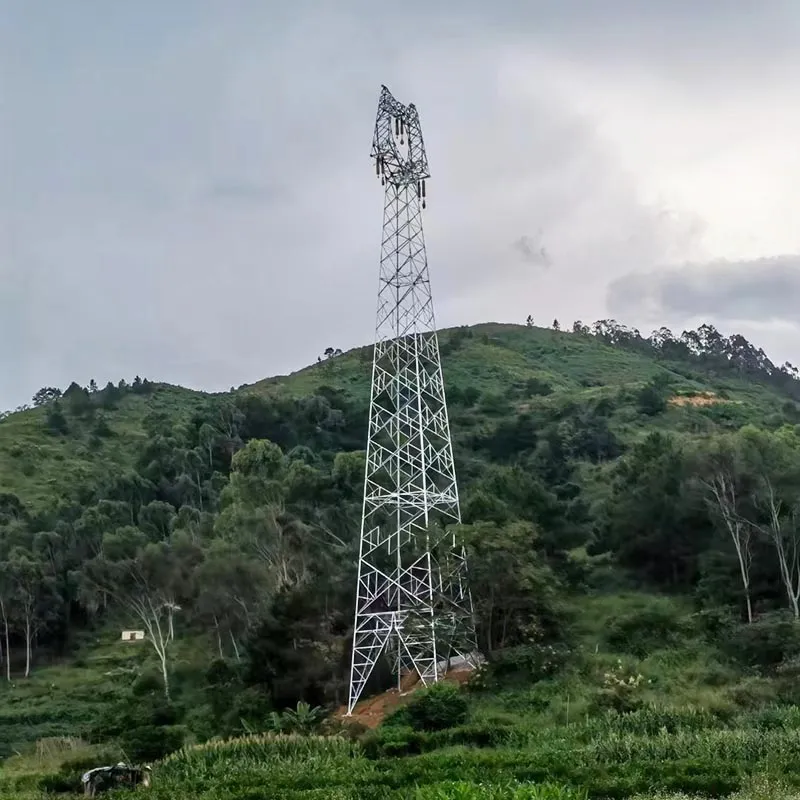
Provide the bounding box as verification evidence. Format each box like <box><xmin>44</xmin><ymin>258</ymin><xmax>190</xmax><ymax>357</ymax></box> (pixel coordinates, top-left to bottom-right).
<box><xmin>335</xmin><ymin>665</ymin><xmax>475</xmax><ymax>729</ymax></box>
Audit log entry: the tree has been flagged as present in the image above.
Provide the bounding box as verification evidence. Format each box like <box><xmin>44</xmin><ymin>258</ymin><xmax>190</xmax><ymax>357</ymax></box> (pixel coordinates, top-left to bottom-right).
<box><xmin>597</xmin><ymin>432</ymin><xmax>710</xmax><ymax>587</ymax></box>
<box><xmin>88</xmin><ymin>379</ymin><xmax>98</xmax><ymax>393</ymax></box>
<box><xmin>636</xmin><ymin>380</ymin><xmax>667</xmax><ymax>416</ymax></box>
<box><xmin>456</xmin><ymin>520</ymin><xmax>563</xmax><ymax>650</ymax></box>
<box><xmin>83</xmin><ymin>531</ymin><xmax>199</xmax><ymax>699</ymax></box>
<box><xmin>695</xmin><ymin>435</ymin><xmax>756</xmax><ymax>623</ymax></box>
<box><xmin>552</xmin><ymin>319</ymin><xmax>560</xmax><ymax>331</ymax></box>
<box><xmin>195</xmin><ymin>540</ymin><xmax>268</xmax><ymax>660</ymax></box>
<box><xmin>138</xmin><ymin>501</ymin><xmax>177</xmax><ymax>542</ymax></box>
<box><xmin>31</xmin><ymin>387</ymin><xmax>61</xmax><ymax>407</ymax></box>
<box><xmin>740</xmin><ymin>427</ymin><xmax>800</xmax><ymax>619</ymax></box>
<box><xmin>62</xmin><ymin>382</ymin><xmax>94</xmax><ymax>419</ymax></box>
<box><xmin>0</xmin><ymin>566</ymin><xmax>12</xmax><ymax>680</ymax></box>
<box><xmin>222</xmin><ymin>439</ymin><xmax>285</xmax><ymax>508</ymax></box>
<box><xmin>45</xmin><ymin>401</ymin><xmax>69</xmax><ymax>435</ymax></box>
<box><xmin>572</xmin><ymin>320</ymin><xmax>589</xmax><ymax>335</ymax></box>
<box><xmin>5</xmin><ymin>549</ymin><xmax>49</xmax><ymax>677</ymax></box>
<box><xmin>526</xmin><ymin>315</ymin><xmax>534</xmax><ymax>327</ymax></box>
<box><xmin>92</xmin><ymin>412</ymin><xmax>113</xmax><ymax>439</ymax></box>
<box><xmin>101</xmin><ymin>381</ymin><xmax>121</xmax><ymax>409</ymax></box>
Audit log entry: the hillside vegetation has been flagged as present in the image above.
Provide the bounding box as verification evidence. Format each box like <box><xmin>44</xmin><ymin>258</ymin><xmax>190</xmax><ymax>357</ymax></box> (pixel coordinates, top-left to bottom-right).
<box><xmin>3</xmin><ymin>319</ymin><xmax>800</xmax><ymax>798</ymax></box>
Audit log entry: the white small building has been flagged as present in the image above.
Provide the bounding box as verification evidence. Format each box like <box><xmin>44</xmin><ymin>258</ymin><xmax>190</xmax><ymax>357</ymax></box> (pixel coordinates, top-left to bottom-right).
<box><xmin>120</xmin><ymin>630</ymin><xmax>145</xmax><ymax>642</ymax></box>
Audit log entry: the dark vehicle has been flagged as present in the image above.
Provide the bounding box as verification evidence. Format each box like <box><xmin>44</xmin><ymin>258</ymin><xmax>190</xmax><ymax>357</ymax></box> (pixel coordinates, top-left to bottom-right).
<box><xmin>81</xmin><ymin>763</ymin><xmax>151</xmax><ymax>796</ymax></box>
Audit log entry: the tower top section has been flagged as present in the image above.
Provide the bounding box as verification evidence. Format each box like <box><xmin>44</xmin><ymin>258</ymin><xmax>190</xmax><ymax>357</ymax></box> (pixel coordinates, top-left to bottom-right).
<box><xmin>371</xmin><ymin>85</ymin><xmax>430</xmax><ymax>188</ymax></box>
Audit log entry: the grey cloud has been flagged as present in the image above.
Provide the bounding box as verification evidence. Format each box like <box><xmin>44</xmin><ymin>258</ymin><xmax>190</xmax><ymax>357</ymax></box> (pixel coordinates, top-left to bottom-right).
<box><xmin>607</xmin><ymin>255</ymin><xmax>800</xmax><ymax>325</ymax></box>
<box><xmin>206</xmin><ymin>180</ymin><xmax>289</xmax><ymax>206</ymax></box>
<box><xmin>512</xmin><ymin>234</ymin><xmax>551</xmax><ymax>267</ymax></box>
<box><xmin>1</xmin><ymin>1</ymin><xmax>797</xmax><ymax>410</ymax></box>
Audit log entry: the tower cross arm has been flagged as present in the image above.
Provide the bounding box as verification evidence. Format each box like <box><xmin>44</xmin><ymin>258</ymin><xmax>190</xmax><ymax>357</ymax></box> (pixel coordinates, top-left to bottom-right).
<box><xmin>371</xmin><ymin>85</ymin><xmax>430</xmax><ymax>187</ymax></box>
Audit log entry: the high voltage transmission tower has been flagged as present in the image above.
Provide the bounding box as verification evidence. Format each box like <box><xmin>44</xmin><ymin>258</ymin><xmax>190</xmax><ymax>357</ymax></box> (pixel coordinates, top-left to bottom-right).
<box><xmin>347</xmin><ymin>86</ymin><xmax>479</xmax><ymax>714</ymax></box>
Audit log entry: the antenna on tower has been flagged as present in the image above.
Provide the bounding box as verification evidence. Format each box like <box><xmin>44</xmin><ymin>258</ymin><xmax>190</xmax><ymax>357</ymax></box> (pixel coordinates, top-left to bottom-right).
<box><xmin>347</xmin><ymin>86</ymin><xmax>480</xmax><ymax>715</ymax></box>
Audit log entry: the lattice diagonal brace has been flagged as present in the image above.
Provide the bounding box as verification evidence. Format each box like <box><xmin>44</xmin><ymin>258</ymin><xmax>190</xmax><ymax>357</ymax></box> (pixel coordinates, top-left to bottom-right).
<box><xmin>347</xmin><ymin>86</ymin><xmax>479</xmax><ymax>715</ymax></box>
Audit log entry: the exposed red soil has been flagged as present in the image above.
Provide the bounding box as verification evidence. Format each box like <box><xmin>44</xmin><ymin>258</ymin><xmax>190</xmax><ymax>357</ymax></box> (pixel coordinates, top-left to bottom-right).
<box><xmin>335</xmin><ymin>666</ymin><xmax>475</xmax><ymax>729</ymax></box>
<box><xmin>668</xmin><ymin>392</ymin><xmax>725</xmax><ymax>407</ymax></box>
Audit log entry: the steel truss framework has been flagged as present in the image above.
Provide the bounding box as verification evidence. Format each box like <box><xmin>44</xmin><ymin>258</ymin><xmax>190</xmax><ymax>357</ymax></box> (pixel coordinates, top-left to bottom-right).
<box><xmin>347</xmin><ymin>86</ymin><xmax>479</xmax><ymax>714</ymax></box>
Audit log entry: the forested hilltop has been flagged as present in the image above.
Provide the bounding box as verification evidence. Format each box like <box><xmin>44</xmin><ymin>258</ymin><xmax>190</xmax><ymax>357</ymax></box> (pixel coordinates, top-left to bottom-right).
<box><xmin>4</xmin><ymin>319</ymin><xmax>800</xmax><ymax>798</ymax></box>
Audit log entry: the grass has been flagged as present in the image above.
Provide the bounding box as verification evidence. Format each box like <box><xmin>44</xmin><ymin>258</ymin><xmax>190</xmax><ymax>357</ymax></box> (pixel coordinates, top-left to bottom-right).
<box><xmin>0</xmin><ymin>386</ymin><xmax>208</xmax><ymax>509</ymax></box>
<box><xmin>0</xmin><ymin>630</ymin><xmax>149</xmax><ymax>758</ymax></box>
<box><xmin>98</xmin><ymin>715</ymin><xmax>800</xmax><ymax>798</ymax></box>
<box><xmin>1</xmin><ymin>592</ymin><xmax>800</xmax><ymax>797</ymax></box>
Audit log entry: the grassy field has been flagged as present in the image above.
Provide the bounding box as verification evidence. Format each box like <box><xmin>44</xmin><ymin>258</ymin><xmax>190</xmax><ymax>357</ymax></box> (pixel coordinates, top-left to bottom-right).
<box><xmin>2</xmin><ymin>592</ymin><xmax>800</xmax><ymax>798</ymax></box>
<box><xmin>0</xmin><ymin>386</ymin><xmax>208</xmax><ymax>509</ymax></box>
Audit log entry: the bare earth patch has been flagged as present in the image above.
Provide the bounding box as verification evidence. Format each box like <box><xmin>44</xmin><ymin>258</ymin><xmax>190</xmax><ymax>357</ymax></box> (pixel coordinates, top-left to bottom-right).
<box><xmin>335</xmin><ymin>666</ymin><xmax>474</xmax><ymax>729</ymax></box>
<box><xmin>669</xmin><ymin>392</ymin><xmax>728</xmax><ymax>407</ymax></box>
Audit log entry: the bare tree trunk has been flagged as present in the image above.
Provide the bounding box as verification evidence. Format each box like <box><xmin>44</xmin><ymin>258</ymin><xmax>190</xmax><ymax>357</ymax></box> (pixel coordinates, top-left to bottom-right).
<box><xmin>214</xmin><ymin>616</ymin><xmax>224</xmax><ymax>659</ymax></box>
<box><xmin>756</xmin><ymin>478</ymin><xmax>800</xmax><ymax>619</ymax></box>
<box><xmin>485</xmin><ymin>588</ymin><xmax>494</xmax><ymax>652</ymax></box>
<box><xmin>705</xmin><ymin>474</ymin><xmax>753</xmax><ymax>623</ymax></box>
<box><xmin>151</xmin><ymin>620</ymin><xmax>172</xmax><ymax>702</ymax></box>
<box><xmin>159</xmin><ymin>649</ymin><xmax>171</xmax><ymax>701</ymax></box>
<box><xmin>24</xmin><ymin>614</ymin><xmax>31</xmax><ymax>678</ymax></box>
<box><xmin>196</xmin><ymin>470</ymin><xmax>204</xmax><ymax>512</ymax></box>
<box><xmin>229</xmin><ymin>631</ymin><xmax>241</xmax><ymax>662</ymax></box>
<box><xmin>131</xmin><ymin>598</ymin><xmax>173</xmax><ymax>701</ymax></box>
<box><xmin>1</xmin><ymin>600</ymin><xmax>10</xmax><ymax>681</ymax></box>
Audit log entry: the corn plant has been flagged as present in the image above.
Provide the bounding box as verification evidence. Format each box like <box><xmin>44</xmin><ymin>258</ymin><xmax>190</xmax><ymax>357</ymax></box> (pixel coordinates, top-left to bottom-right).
<box><xmin>159</xmin><ymin>732</ymin><xmax>361</xmax><ymax>782</ymax></box>
<box><xmin>413</xmin><ymin>782</ymin><xmax>587</xmax><ymax>799</ymax></box>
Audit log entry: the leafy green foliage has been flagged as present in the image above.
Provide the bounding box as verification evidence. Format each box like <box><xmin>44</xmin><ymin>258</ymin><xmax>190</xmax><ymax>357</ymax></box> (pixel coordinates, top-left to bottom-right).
<box><xmin>604</xmin><ymin>597</ymin><xmax>693</xmax><ymax>658</ymax></box>
<box><xmin>3</xmin><ymin>320</ymin><xmax>800</xmax><ymax>796</ymax></box>
<box><xmin>401</xmin><ymin>683</ymin><xmax>469</xmax><ymax>732</ymax></box>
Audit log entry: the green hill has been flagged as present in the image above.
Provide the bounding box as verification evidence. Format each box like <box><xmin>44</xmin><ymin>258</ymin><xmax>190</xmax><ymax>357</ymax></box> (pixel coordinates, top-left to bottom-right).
<box><xmin>3</xmin><ymin>319</ymin><xmax>800</xmax><ymax>799</ymax></box>
<box><xmin>1</xmin><ymin>321</ymin><xmax>795</xmax><ymax>511</ymax></box>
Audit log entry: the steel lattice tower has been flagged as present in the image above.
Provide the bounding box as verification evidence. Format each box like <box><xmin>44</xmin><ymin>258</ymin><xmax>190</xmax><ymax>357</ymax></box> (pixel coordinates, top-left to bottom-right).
<box><xmin>347</xmin><ymin>86</ymin><xmax>478</xmax><ymax>714</ymax></box>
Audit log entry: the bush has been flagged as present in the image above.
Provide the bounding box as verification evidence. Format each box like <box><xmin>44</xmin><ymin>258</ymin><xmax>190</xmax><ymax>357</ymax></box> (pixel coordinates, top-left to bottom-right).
<box><xmin>725</xmin><ymin>677</ymin><xmax>779</xmax><ymax>710</ymax></box>
<box><xmin>477</xmin><ymin>645</ymin><xmax>571</xmax><ymax>690</ymax></box>
<box><xmin>720</xmin><ymin>612</ymin><xmax>800</xmax><ymax>669</ymax></box>
<box><xmin>120</xmin><ymin>724</ymin><xmax>184</xmax><ymax>763</ymax></box>
<box><xmin>401</xmin><ymin>683</ymin><xmax>469</xmax><ymax>732</ymax></box>
<box><xmin>605</xmin><ymin>597</ymin><xmax>690</xmax><ymax>657</ymax></box>
<box><xmin>361</xmin><ymin>720</ymin><xmax>519</xmax><ymax>759</ymax></box>
<box><xmin>525</xmin><ymin>378</ymin><xmax>553</xmax><ymax>397</ymax></box>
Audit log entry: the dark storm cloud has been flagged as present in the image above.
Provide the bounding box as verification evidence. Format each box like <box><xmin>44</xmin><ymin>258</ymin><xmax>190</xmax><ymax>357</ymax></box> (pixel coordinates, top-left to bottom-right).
<box><xmin>607</xmin><ymin>255</ymin><xmax>800</xmax><ymax>324</ymax></box>
<box><xmin>1</xmin><ymin>0</ymin><xmax>798</xmax><ymax>410</ymax></box>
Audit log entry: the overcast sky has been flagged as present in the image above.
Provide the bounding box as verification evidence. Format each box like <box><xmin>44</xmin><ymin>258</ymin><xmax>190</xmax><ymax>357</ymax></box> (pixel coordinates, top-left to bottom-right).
<box><xmin>2</xmin><ymin>1</ymin><xmax>799</xmax><ymax>410</ymax></box>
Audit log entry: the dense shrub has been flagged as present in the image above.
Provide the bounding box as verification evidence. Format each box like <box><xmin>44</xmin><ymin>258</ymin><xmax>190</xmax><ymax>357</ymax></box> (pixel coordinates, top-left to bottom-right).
<box><xmin>604</xmin><ymin>598</ymin><xmax>690</xmax><ymax>657</ymax></box>
<box><xmin>399</xmin><ymin>683</ymin><xmax>469</xmax><ymax>732</ymax></box>
<box><xmin>720</xmin><ymin>612</ymin><xmax>800</xmax><ymax>669</ymax></box>
<box><xmin>725</xmin><ymin>677</ymin><xmax>779</xmax><ymax>710</ymax></box>
<box><xmin>362</xmin><ymin>721</ymin><xmax>520</xmax><ymax>758</ymax></box>
<box><xmin>472</xmin><ymin>644</ymin><xmax>571</xmax><ymax>691</ymax></box>
<box><xmin>121</xmin><ymin>724</ymin><xmax>184</xmax><ymax>763</ymax></box>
